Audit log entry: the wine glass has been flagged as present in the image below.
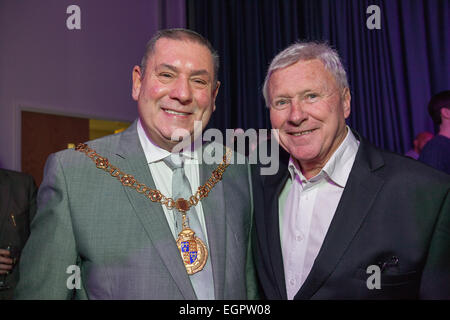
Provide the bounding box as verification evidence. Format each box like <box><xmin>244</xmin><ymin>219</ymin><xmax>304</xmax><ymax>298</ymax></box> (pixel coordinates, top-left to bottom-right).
<box><xmin>0</xmin><ymin>245</ymin><xmax>16</xmax><ymax>291</ymax></box>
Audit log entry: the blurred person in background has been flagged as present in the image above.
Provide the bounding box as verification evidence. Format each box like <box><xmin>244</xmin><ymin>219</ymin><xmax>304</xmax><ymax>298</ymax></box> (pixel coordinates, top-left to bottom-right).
<box><xmin>405</xmin><ymin>131</ymin><xmax>433</xmax><ymax>160</ymax></box>
<box><xmin>419</xmin><ymin>90</ymin><xmax>450</xmax><ymax>175</ymax></box>
<box><xmin>0</xmin><ymin>169</ymin><xmax>36</xmax><ymax>299</ymax></box>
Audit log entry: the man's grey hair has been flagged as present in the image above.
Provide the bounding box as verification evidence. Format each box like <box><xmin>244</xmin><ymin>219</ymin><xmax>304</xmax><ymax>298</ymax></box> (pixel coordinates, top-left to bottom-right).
<box><xmin>140</xmin><ymin>28</ymin><xmax>220</xmax><ymax>84</ymax></box>
<box><xmin>262</xmin><ymin>41</ymin><xmax>349</xmax><ymax>107</ymax></box>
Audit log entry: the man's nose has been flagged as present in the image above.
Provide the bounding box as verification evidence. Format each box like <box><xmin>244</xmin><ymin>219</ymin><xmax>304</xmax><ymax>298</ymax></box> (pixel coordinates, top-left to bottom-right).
<box><xmin>169</xmin><ymin>77</ymin><xmax>193</xmax><ymax>104</ymax></box>
<box><xmin>288</xmin><ymin>99</ymin><xmax>308</xmax><ymax>125</ymax></box>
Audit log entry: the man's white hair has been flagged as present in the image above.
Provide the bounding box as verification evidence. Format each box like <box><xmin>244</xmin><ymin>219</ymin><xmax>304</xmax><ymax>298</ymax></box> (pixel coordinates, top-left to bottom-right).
<box><xmin>262</xmin><ymin>41</ymin><xmax>349</xmax><ymax>107</ymax></box>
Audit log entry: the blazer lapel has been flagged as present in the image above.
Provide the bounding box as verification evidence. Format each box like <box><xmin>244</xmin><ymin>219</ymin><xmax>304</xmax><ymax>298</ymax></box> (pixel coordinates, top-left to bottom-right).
<box><xmin>199</xmin><ymin>143</ymin><xmax>226</xmax><ymax>299</ymax></box>
<box><xmin>295</xmin><ymin>135</ymin><xmax>385</xmax><ymax>299</ymax></box>
<box><xmin>261</xmin><ymin>147</ymin><xmax>290</xmax><ymax>299</ymax></box>
<box><xmin>113</xmin><ymin>122</ymin><xmax>196</xmax><ymax>299</ymax></box>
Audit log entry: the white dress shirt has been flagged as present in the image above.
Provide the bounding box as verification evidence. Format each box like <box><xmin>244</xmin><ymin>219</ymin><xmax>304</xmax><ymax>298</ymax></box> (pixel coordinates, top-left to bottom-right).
<box><xmin>137</xmin><ymin>120</ymin><xmax>210</xmax><ymax>246</ymax></box>
<box><xmin>280</xmin><ymin>127</ymin><xmax>360</xmax><ymax>299</ymax></box>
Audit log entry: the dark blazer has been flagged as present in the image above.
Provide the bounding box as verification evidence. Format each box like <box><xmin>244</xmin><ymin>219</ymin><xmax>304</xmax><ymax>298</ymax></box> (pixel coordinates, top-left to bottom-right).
<box><xmin>0</xmin><ymin>169</ymin><xmax>37</xmax><ymax>299</ymax></box>
<box><xmin>252</xmin><ymin>132</ymin><xmax>450</xmax><ymax>299</ymax></box>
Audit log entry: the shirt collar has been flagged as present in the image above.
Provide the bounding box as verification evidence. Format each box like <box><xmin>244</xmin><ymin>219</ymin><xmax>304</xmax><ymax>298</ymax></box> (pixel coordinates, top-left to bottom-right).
<box><xmin>137</xmin><ymin>119</ymin><xmax>199</xmax><ymax>164</ymax></box>
<box><xmin>288</xmin><ymin>126</ymin><xmax>360</xmax><ymax>187</ymax></box>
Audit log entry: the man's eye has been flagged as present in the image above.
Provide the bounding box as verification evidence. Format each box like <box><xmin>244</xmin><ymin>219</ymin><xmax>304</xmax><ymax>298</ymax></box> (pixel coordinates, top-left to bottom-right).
<box><xmin>193</xmin><ymin>78</ymin><xmax>207</xmax><ymax>85</ymax></box>
<box><xmin>159</xmin><ymin>72</ymin><xmax>173</xmax><ymax>78</ymax></box>
<box><xmin>306</xmin><ymin>93</ymin><xmax>318</xmax><ymax>100</ymax></box>
<box><xmin>275</xmin><ymin>99</ymin><xmax>289</xmax><ymax>106</ymax></box>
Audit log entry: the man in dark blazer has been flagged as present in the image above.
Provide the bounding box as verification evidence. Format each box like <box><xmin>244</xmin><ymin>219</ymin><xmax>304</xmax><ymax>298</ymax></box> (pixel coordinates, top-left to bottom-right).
<box><xmin>252</xmin><ymin>41</ymin><xmax>450</xmax><ymax>299</ymax></box>
<box><xmin>0</xmin><ymin>169</ymin><xmax>37</xmax><ymax>299</ymax></box>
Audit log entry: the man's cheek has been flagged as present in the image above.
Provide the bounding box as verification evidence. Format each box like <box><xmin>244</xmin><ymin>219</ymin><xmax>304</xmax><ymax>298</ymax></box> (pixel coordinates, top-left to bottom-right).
<box><xmin>147</xmin><ymin>83</ymin><xmax>167</xmax><ymax>98</ymax></box>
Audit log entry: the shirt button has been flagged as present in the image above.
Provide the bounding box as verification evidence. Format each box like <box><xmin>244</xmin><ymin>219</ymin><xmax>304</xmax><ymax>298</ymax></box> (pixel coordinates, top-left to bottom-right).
<box><xmin>296</xmin><ymin>234</ymin><xmax>303</xmax><ymax>241</ymax></box>
<box><xmin>289</xmin><ymin>279</ymin><xmax>295</xmax><ymax>286</ymax></box>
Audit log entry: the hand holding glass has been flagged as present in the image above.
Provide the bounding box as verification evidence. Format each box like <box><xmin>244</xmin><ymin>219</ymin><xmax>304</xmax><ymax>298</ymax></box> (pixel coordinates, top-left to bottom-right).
<box><xmin>0</xmin><ymin>246</ymin><xmax>16</xmax><ymax>291</ymax></box>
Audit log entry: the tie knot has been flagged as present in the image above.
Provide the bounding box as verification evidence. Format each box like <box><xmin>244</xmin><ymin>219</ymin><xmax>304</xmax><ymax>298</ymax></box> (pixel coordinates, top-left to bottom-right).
<box><xmin>163</xmin><ymin>153</ymin><xmax>184</xmax><ymax>171</ymax></box>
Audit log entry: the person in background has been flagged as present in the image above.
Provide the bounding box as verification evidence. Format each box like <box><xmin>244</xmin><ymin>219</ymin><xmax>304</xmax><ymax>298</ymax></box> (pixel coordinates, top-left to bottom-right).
<box><xmin>251</xmin><ymin>41</ymin><xmax>450</xmax><ymax>299</ymax></box>
<box><xmin>0</xmin><ymin>169</ymin><xmax>37</xmax><ymax>299</ymax></box>
<box><xmin>419</xmin><ymin>90</ymin><xmax>450</xmax><ymax>175</ymax></box>
<box><xmin>404</xmin><ymin>131</ymin><xmax>433</xmax><ymax>160</ymax></box>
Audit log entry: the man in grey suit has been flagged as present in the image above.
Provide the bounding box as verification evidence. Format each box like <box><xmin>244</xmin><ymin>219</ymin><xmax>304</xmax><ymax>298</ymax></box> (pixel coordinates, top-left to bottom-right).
<box><xmin>15</xmin><ymin>28</ymin><xmax>258</xmax><ymax>299</ymax></box>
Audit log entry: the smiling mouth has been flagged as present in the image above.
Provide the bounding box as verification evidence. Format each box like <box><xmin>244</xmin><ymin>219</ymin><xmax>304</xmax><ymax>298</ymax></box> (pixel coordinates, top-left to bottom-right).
<box><xmin>289</xmin><ymin>129</ymin><xmax>317</xmax><ymax>136</ymax></box>
<box><xmin>162</xmin><ymin>108</ymin><xmax>191</xmax><ymax>116</ymax></box>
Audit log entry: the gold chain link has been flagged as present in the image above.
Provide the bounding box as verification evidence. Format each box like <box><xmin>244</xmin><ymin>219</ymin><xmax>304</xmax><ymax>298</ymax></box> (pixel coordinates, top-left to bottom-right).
<box><xmin>74</xmin><ymin>143</ymin><xmax>232</xmax><ymax>213</ymax></box>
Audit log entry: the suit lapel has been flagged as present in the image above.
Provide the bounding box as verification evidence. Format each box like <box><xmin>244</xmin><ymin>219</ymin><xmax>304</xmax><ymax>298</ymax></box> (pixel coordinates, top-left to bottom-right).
<box><xmin>295</xmin><ymin>136</ymin><xmax>385</xmax><ymax>299</ymax></box>
<box><xmin>199</xmin><ymin>143</ymin><xmax>226</xmax><ymax>299</ymax></box>
<box><xmin>261</xmin><ymin>148</ymin><xmax>290</xmax><ymax>299</ymax></box>
<box><xmin>113</xmin><ymin>122</ymin><xmax>196</xmax><ymax>299</ymax></box>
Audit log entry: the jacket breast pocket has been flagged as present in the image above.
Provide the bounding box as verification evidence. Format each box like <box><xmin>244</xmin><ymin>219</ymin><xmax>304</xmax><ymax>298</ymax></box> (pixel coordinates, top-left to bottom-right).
<box><xmin>354</xmin><ymin>267</ymin><xmax>419</xmax><ymax>286</ymax></box>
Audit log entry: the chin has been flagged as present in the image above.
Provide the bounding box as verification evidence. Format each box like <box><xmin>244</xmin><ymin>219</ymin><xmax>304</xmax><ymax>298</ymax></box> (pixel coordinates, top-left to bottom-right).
<box><xmin>288</xmin><ymin>147</ymin><xmax>319</xmax><ymax>163</ymax></box>
<box><xmin>162</xmin><ymin>124</ymin><xmax>189</xmax><ymax>137</ymax></box>
<box><xmin>165</xmin><ymin>130</ymin><xmax>193</xmax><ymax>145</ymax></box>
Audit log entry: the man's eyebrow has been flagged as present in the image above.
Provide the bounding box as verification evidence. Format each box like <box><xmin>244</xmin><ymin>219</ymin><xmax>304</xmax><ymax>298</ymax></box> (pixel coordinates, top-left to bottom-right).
<box><xmin>272</xmin><ymin>88</ymin><xmax>322</xmax><ymax>100</ymax></box>
<box><xmin>273</xmin><ymin>89</ymin><xmax>311</xmax><ymax>98</ymax></box>
<box><xmin>190</xmin><ymin>69</ymin><xmax>210</xmax><ymax>77</ymax></box>
<box><xmin>272</xmin><ymin>94</ymin><xmax>291</xmax><ymax>100</ymax></box>
<box><xmin>157</xmin><ymin>64</ymin><xmax>178</xmax><ymax>72</ymax></box>
<box><xmin>157</xmin><ymin>63</ymin><xmax>210</xmax><ymax>78</ymax></box>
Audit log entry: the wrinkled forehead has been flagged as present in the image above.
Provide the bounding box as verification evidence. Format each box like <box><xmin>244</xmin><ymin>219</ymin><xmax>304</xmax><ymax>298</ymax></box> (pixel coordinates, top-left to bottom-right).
<box><xmin>149</xmin><ymin>38</ymin><xmax>215</xmax><ymax>72</ymax></box>
<box><xmin>269</xmin><ymin>59</ymin><xmax>339</xmax><ymax>92</ymax></box>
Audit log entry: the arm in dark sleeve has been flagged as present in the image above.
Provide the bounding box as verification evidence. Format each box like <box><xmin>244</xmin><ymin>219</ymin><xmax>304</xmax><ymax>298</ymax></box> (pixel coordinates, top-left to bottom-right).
<box><xmin>420</xmin><ymin>188</ymin><xmax>450</xmax><ymax>299</ymax></box>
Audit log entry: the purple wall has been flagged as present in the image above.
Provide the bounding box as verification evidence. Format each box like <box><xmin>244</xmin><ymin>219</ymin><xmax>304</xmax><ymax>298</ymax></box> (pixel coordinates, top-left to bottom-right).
<box><xmin>0</xmin><ymin>0</ymin><xmax>186</xmax><ymax>170</ymax></box>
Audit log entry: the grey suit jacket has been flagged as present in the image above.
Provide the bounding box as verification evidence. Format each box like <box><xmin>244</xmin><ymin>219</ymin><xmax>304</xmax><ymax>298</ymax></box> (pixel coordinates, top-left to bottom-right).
<box><xmin>15</xmin><ymin>121</ymin><xmax>258</xmax><ymax>299</ymax></box>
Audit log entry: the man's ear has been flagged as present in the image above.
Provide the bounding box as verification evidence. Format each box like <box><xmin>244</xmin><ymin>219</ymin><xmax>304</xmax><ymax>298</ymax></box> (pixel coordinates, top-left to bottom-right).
<box><xmin>342</xmin><ymin>87</ymin><xmax>351</xmax><ymax>119</ymax></box>
<box><xmin>132</xmin><ymin>66</ymin><xmax>142</xmax><ymax>101</ymax></box>
<box><xmin>212</xmin><ymin>81</ymin><xmax>221</xmax><ymax>112</ymax></box>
